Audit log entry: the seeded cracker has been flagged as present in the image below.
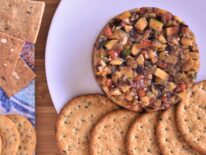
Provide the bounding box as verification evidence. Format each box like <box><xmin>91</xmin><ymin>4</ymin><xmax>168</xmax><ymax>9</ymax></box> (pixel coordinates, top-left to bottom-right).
<box><xmin>126</xmin><ymin>112</ymin><xmax>161</xmax><ymax>155</ymax></box>
<box><xmin>56</xmin><ymin>95</ymin><xmax>119</xmax><ymax>155</ymax></box>
<box><xmin>157</xmin><ymin>106</ymin><xmax>200</xmax><ymax>155</ymax></box>
<box><xmin>8</xmin><ymin>114</ymin><xmax>37</xmax><ymax>155</ymax></box>
<box><xmin>0</xmin><ymin>0</ymin><xmax>45</xmax><ymax>43</ymax></box>
<box><xmin>1</xmin><ymin>58</ymin><xmax>36</xmax><ymax>97</ymax></box>
<box><xmin>89</xmin><ymin>110</ymin><xmax>138</xmax><ymax>155</ymax></box>
<box><xmin>93</xmin><ymin>7</ymin><xmax>199</xmax><ymax>111</ymax></box>
<box><xmin>0</xmin><ymin>135</ymin><xmax>2</xmax><ymax>154</ymax></box>
<box><xmin>0</xmin><ymin>115</ymin><xmax>20</xmax><ymax>155</ymax></box>
<box><xmin>0</xmin><ymin>32</ymin><xmax>24</xmax><ymax>79</ymax></box>
<box><xmin>176</xmin><ymin>81</ymin><xmax>206</xmax><ymax>154</ymax></box>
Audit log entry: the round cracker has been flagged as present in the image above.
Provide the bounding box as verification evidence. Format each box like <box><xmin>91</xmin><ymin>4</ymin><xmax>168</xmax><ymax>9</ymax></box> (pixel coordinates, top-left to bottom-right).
<box><xmin>0</xmin><ymin>135</ymin><xmax>2</xmax><ymax>154</ymax></box>
<box><xmin>157</xmin><ymin>106</ymin><xmax>200</xmax><ymax>155</ymax></box>
<box><xmin>176</xmin><ymin>81</ymin><xmax>206</xmax><ymax>154</ymax></box>
<box><xmin>8</xmin><ymin>114</ymin><xmax>37</xmax><ymax>155</ymax></box>
<box><xmin>127</xmin><ymin>112</ymin><xmax>161</xmax><ymax>155</ymax></box>
<box><xmin>0</xmin><ymin>115</ymin><xmax>20</xmax><ymax>155</ymax></box>
<box><xmin>56</xmin><ymin>94</ymin><xmax>119</xmax><ymax>155</ymax></box>
<box><xmin>89</xmin><ymin>109</ymin><xmax>138</xmax><ymax>155</ymax></box>
<box><xmin>93</xmin><ymin>7</ymin><xmax>200</xmax><ymax>112</ymax></box>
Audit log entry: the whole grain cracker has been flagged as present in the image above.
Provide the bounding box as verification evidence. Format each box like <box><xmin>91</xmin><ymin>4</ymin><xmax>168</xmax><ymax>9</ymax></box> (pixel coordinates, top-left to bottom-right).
<box><xmin>0</xmin><ymin>135</ymin><xmax>2</xmax><ymax>154</ymax></box>
<box><xmin>157</xmin><ymin>106</ymin><xmax>200</xmax><ymax>155</ymax></box>
<box><xmin>89</xmin><ymin>109</ymin><xmax>139</xmax><ymax>155</ymax></box>
<box><xmin>0</xmin><ymin>32</ymin><xmax>24</xmax><ymax>78</ymax></box>
<box><xmin>176</xmin><ymin>81</ymin><xmax>206</xmax><ymax>154</ymax></box>
<box><xmin>127</xmin><ymin>112</ymin><xmax>161</xmax><ymax>155</ymax></box>
<box><xmin>8</xmin><ymin>114</ymin><xmax>37</xmax><ymax>155</ymax></box>
<box><xmin>1</xmin><ymin>58</ymin><xmax>36</xmax><ymax>97</ymax></box>
<box><xmin>56</xmin><ymin>94</ymin><xmax>119</xmax><ymax>155</ymax></box>
<box><xmin>0</xmin><ymin>0</ymin><xmax>45</xmax><ymax>43</ymax></box>
<box><xmin>0</xmin><ymin>115</ymin><xmax>20</xmax><ymax>155</ymax></box>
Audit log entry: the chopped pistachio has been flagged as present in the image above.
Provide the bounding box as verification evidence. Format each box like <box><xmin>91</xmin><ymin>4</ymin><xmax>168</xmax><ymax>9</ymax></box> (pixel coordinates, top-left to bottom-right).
<box><xmin>110</xmin><ymin>58</ymin><xmax>124</xmax><ymax>65</ymax></box>
<box><xmin>122</xmin><ymin>49</ymin><xmax>131</xmax><ymax>56</ymax></box>
<box><xmin>136</xmin><ymin>54</ymin><xmax>145</xmax><ymax>65</ymax></box>
<box><xmin>149</xmin><ymin>18</ymin><xmax>163</xmax><ymax>32</ymax></box>
<box><xmin>135</xmin><ymin>17</ymin><xmax>148</xmax><ymax>31</ymax></box>
<box><xmin>105</xmin><ymin>40</ymin><xmax>118</xmax><ymax>50</ymax></box>
<box><xmin>154</xmin><ymin>68</ymin><xmax>169</xmax><ymax>81</ymax></box>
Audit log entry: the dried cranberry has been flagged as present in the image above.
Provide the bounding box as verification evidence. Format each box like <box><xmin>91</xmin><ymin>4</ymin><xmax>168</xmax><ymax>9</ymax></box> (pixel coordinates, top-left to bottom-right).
<box><xmin>138</xmin><ymin>89</ymin><xmax>146</xmax><ymax>98</ymax></box>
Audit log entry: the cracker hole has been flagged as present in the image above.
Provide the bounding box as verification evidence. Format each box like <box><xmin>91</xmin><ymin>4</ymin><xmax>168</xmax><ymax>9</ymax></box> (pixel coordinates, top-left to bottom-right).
<box><xmin>184</xmin><ymin>119</ymin><xmax>188</xmax><ymax>122</ymax></box>
<box><xmin>140</xmin><ymin>125</ymin><xmax>143</xmax><ymax>129</ymax></box>
<box><xmin>113</xmin><ymin>119</ymin><xmax>116</xmax><ymax>122</ymax></box>
<box><xmin>120</xmin><ymin>131</ymin><xmax>124</xmax><ymax>135</ymax></box>
<box><xmin>147</xmin><ymin>149</ymin><xmax>151</xmax><ymax>153</ymax></box>
<box><xmin>170</xmin><ymin>150</ymin><xmax>174</xmax><ymax>154</ymax></box>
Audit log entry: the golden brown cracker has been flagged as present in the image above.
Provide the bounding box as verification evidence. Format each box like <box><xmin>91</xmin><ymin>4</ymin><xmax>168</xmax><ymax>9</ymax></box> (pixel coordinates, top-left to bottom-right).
<box><xmin>176</xmin><ymin>81</ymin><xmax>206</xmax><ymax>154</ymax></box>
<box><xmin>56</xmin><ymin>94</ymin><xmax>119</xmax><ymax>155</ymax></box>
<box><xmin>0</xmin><ymin>0</ymin><xmax>45</xmax><ymax>43</ymax></box>
<box><xmin>1</xmin><ymin>58</ymin><xmax>36</xmax><ymax>97</ymax></box>
<box><xmin>0</xmin><ymin>115</ymin><xmax>20</xmax><ymax>155</ymax></box>
<box><xmin>127</xmin><ymin>112</ymin><xmax>161</xmax><ymax>155</ymax></box>
<box><xmin>89</xmin><ymin>109</ymin><xmax>138</xmax><ymax>155</ymax></box>
<box><xmin>8</xmin><ymin>114</ymin><xmax>37</xmax><ymax>155</ymax></box>
<box><xmin>0</xmin><ymin>32</ymin><xmax>24</xmax><ymax>78</ymax></box>
<box><xmin>157</xmin><ymin>106</ymin><xmax>200</xmax><ymax>155</ymax></box>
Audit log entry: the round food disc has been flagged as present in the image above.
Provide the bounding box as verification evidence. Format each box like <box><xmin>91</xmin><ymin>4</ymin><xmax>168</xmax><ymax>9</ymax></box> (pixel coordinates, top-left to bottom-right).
<box><xmin>176</xmin><ymin>81</ymin><xmax>206</xmax><ymax>154</ymax></box>
<box><xmin>89</xmin><ymin>109</ymin><xmax>138</xmax><ymax>155</ymax></box>
<box><xmin>157</xmin><ymin>106</ymin><xmax>200</xmax><ymax>155</ymax></box>
<box><xmin>126</xmin><ymin>112</ymin><xmax>161</xmax><ymax>155</ymax></box>
<box><xmin>0</xmin><ymin>115</ymin><xmax>20</xmax><ymax>155</ymax></box>
<box><xmin>8</xmin><ymin>114</ymin><xmax>37</xmax><ymax>155</ymax></box>
<box><xmin>56</xmin><ymin>94</ymin><xmax>119</xmax><ymax>155</ymax></box>
<box><xmin>93</xmin><ymin>7</ymin><xmax>199</xmax><ymax>111</ymax></box>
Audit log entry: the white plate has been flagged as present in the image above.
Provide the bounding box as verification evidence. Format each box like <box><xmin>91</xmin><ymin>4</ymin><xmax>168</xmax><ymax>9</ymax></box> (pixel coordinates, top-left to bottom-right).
<box><xmin>46</xmin><ymin>0</ymin><xmax>206</xmax><ymax>113</ymax></box>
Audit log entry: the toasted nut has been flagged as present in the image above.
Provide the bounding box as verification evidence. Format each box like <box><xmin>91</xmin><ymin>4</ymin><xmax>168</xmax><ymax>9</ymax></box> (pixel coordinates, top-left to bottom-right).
<box><xmin>131</xmin><ymin>44</ymin><xmax>140</xmax><ymax>55</ymax></box>
<box><xmin>181</xmin><ymin>38</ymin><xmax>193</xmax><ymax>46</ymax></box>
<box><xmin>174</xmin><ymin>15</ymin><xmax>183</xmax><ymax>23</ymax></box>
<box><xmin>135</xmin><ymin>17</ymin><xmax>148</xmax><ymax>31</ymax></box>
<box><xmin>154</xmin><ymin>68</ymin><xmax>169</xmax><ymax>81</ymax></box>
<box><xmin>166</xmin><ymin>27</ymin><xmax>179</xmax><ymax>36</ymax></box>
<box><xmin>124</xmin><ymin>25</ymin><xmax>133</xmax><ymax>32</ymax></box>
<box><xmin>158</xmin><ymin>34</ymin><xmax>167</xmax><ymax>43</ymax></box>
<box><xmin>110</xmin><ymin>88</ymin><xmax>122</xmax><ymax>96</ymax></box>
<box><xmin>168</xmin><ymin>82</ymin><xmax>176</xmax><ymax>91</ymax></box>
<box><xmin>117</xmin><ymin>11</ymin><xmax>131</xmax><ymax>20</ymax></box>
<box><xmin>105</xmin><ymin>40</ymin><xmax>118</xmax><ymax>50</ymax></box>
<box><xmin>148</xmin><ymin>50</ymin><xmax>158</xmax><ymax>63</ymax></box>
<box><xmin>136</xmin><ymin>54</ymin><xmax>144</xmax><ymax>65</ymax></box>
<box><xmin>141</xmin><ymin>96</ymin><xmax>150</xmax><ymax>107</ymax></box>
<box><xmin>120</xmin><ymin>85</ymin><xmax>131</xmax><ymax>92</ymax></box>
<box><xmin>110</xmin><ymin>58</ymin><xmax>124</xmax><ymax>65</ymax></box>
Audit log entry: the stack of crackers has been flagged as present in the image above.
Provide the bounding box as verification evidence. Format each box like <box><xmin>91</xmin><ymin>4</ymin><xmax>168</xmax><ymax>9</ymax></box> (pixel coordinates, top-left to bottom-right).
<box><xmin>0</xmin><ymin>0</ymin><xmax>45</xmax><ymax>97</ymax></box>
<box><xmin>0</xmin><ymin>114</ymin><xmax>37</xmax><ymax>155</ymax></box>
<box><xmin>55</xmin><ymin>7</ymin><xmax>206</xmax><ymax>155</ymax></box>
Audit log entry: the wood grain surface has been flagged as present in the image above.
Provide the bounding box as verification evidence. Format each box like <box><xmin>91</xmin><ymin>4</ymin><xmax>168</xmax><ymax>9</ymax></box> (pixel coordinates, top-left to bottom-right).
<box><xmin>36</xmin><ymin>0</ymin><xmax>60</xmax><ymax>154</ymax></box>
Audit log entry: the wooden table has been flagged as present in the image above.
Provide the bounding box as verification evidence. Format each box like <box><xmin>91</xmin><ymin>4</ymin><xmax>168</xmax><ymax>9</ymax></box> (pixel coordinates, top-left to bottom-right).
<box><xmin>36</xmin><ymin>0</ymin><xmax>60</xmax><ymax>154</ymax></box>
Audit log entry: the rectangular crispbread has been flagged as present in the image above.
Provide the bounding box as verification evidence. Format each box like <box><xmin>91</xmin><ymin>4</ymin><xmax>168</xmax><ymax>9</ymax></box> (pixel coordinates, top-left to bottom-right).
<box><xmin>0</xmin><ymin>0</ymin><xmax>45</xmax><ymax>43</ymax></box>
<box><xmin>0</xmin><ymin>58</ymin><xmax>36</xmax><ymax>97</ymax></box>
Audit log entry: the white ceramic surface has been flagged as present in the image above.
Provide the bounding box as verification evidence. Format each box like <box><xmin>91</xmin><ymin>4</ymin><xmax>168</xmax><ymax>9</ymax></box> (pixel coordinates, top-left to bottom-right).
<box><xmin>46</xmin><ymin>0</ymin><xmax>206</xmax><ymax>113</ymax></box>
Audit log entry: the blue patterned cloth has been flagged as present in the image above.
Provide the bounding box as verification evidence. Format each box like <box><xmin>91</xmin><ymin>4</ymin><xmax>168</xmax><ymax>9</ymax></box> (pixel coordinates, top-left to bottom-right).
<box><xmin>0</xmin><ymin>43</ymin><xmax>35</xmax><ymax>125</ymax></box>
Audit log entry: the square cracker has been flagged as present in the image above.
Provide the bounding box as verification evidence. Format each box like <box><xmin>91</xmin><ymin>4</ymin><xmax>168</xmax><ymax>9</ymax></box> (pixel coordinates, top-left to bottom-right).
<box><xmin>0</xmin><ymin>58</ymin><xmax>36</xmax><ymax>97</ymax></box>
<box><xmin>0</xmin><ymin>0</ymin><xmax>45</xmax><ymax>43</ymax></box>
<box><xmin>0</xmin><ymin>32</ymin><xmax>25</xmax><ymax>77</ymax></box>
